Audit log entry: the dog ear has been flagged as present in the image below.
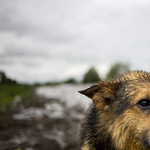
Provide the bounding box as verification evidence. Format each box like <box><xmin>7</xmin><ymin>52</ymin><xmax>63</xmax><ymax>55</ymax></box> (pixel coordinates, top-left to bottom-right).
<box><xmin>79</xmin><ymin>85</ymin><xmax>101</xmax><ymax>99</ymax></box>
<box><xmin>79</xmin><ymin>81</ymin><xmax>119</xmax><ymax>111</ymax></box>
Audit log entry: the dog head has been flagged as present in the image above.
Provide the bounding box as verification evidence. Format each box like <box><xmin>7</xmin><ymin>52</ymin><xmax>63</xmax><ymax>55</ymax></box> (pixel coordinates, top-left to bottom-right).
<box><xmin>79</xmin><ymin>71</ymin><xmax>150</xmax><ymax>150</ymax></box>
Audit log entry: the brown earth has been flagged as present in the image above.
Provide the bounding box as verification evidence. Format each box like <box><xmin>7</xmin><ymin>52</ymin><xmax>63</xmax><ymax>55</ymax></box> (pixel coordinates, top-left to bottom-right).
<box><xmin>0</xmin><ymin>90</ymin><xmax>84</xmax><ymax>150</ymax></box>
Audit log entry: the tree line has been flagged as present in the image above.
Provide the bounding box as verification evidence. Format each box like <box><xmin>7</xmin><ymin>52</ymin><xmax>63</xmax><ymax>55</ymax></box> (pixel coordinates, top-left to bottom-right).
<box><xmin>82</xmin><ymin>62</ymin><xmax>129</xmax><ymax>83</ymax></box>
<box><xmin>0</xmin><ymin>72</ymin><xmax>17</xmax><ymax>85</ymax></box>
<box><xmin>0</xmin><ymin>62</ymin><xmax>129</xmax><ymax>85</ymax></box>
<box><xmin>64</xmin><ymin>62</ymin><xmax>129</xmax><ymax>84</ymax></box>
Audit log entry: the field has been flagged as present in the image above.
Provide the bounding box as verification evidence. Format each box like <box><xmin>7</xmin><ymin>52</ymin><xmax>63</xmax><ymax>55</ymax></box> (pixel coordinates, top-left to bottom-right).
<box><xmin>0</xmin><ymin>84</ymin><xmax>91</xmax><ymax>150</ymax></box>
<box><xmin>0</xmin><ymin>84</ymin><xmax>33</xmax><ymax>106</ymax></box>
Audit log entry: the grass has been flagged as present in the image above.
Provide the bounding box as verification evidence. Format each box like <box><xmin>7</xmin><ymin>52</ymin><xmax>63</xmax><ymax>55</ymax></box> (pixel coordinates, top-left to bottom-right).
<box><xmin>0</xmin><ymin>84</ymin><xmax>33</xmax><ymax>107</ymax></box>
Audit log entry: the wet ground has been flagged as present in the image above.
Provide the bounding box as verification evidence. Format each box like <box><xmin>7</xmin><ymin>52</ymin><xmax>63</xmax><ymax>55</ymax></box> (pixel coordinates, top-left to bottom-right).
<box><xmin>0</xmin><ymin>84</ymin><xmax>91</xmax><ymax>150</ymax></box>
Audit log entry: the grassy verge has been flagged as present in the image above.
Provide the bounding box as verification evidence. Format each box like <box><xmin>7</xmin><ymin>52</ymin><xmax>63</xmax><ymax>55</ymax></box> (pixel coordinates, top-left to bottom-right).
<box><xmin>0</xmin><ymin>84</ymin><xmax>33</xmax><ymax>107</ymax></box>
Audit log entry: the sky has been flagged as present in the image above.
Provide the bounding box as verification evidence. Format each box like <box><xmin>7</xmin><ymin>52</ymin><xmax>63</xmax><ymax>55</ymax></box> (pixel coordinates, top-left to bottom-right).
<box><xmin>1</xmin><ymin>0</ymin><xmax>150</xmax><ymax>83</ymax></box>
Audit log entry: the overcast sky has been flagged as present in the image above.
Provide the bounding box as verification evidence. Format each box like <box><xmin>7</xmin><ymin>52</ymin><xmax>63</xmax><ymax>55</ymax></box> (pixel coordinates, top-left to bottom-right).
<box><xmin>1</xmin><ymin>0</ymin><xmax>150</xmax><ymax>83</ymax></box>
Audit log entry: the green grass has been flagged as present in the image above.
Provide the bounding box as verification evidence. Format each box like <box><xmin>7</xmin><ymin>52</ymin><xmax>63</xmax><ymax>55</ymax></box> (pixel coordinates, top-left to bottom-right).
<box><xmin>0</xmin><ymin>84</ymin><xmax>33</xmax><ymax>106</ymax></box>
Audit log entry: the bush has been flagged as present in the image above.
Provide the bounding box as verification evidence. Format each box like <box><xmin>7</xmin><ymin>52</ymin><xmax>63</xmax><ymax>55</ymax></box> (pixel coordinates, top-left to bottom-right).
<box><xmin>0</xmin><ymin>72</ymin><xmax>17</xmax><ymax>84</ymax></box>
<box><xmin>82</xmin><ymin>67</ymin><xmax>101</xmax><ymax>83</ymax></box>
<box><xmin>64</xmin><ymin>78</ymin><xmax>77</xmax><ymax>84</ymax></box>
<box><xmin>106</xmin><ymin>62</ymin><xmax>130</xmax><ymax>80</ymax></box>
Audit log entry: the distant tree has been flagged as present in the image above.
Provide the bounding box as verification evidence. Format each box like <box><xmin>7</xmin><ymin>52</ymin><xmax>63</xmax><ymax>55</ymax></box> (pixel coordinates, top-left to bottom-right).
<box><xmin>0</xmin><ymin>72</ymin><xmax>7</xmax><ymax>84</ymax></box>
<box><xmin>106</xmin><ymin>62</ymin><xmax>130</xmax><ymax>80</ymax></box>
<box><xmin>6</xmin><ymin>78</ymin><xmax>17</xmax><ymax>84</ymax></box>
<box><xmin>0</xmin><ymin>71</ymin><xmax>17</xmax><ymax>84</ymax></box>
<box><xmin>82</xmin><ymin>67</ymin><xmax>101</xmax><ymax>83</ymax></box>
<box><xmin>64</xmin><ymin>78</ymin><xmax>77</xmax><ymax>84</ymax></box>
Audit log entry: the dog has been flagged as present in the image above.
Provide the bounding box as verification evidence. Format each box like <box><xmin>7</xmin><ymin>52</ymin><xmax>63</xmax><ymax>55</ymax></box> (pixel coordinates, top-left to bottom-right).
<box><xmin>79</xmin><ymin>71</ymin><xmax>150</xmax><ymax>150</ymax></box>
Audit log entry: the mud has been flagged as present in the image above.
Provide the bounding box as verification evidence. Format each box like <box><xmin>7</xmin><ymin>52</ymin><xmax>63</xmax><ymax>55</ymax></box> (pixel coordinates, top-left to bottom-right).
<box><xmin>0</xmin><ymin>87</ymin><xmax>88</xmax><ymax>150</ymax></box>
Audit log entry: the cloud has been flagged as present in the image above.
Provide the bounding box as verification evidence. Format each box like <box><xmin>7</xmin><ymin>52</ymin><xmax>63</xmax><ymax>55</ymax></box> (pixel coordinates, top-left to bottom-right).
<box><xmin>0</xmin><ymin>0</ymin><xmax>150</xmax><ymax>83</ymax></box>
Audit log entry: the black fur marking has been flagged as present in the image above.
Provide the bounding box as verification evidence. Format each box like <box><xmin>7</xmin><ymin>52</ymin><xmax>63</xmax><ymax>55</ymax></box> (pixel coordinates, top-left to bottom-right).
<box><xmin>80</xmin><ymin>105</ymin><xmax>98</xmax><ymax>147</ymax></box>
<box><xmin>115</xmin><ymin>95</ymin><xmax>131</xmax><ymax>115</ymax></box>
<box><xmin>142</xmin><ymin>134</ymin><xmax>150</xmax><ymax>149</ymax></box>
<box><xmin>115</xmin><ymin>84</ymin><xmax>139</xmax><ymax>115</ymax></box>
<box><xmin>80</xmin><ymin>104</ymin><xmax>116</xmax><ymax>150</ymax></box>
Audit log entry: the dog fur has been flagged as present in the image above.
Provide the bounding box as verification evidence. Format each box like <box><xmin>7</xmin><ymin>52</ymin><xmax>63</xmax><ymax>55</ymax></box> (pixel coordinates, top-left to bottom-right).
<box><xmin>79</xmin><ymin>71</ymin><xmax>150</xmax><ymax>150</ymax></box>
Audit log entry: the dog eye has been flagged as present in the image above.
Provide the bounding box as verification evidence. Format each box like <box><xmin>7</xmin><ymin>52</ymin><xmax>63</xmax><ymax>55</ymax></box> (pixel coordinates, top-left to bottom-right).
<box><xmin>138</xmin><ymin>99</ymin><xmax>150</xmax><ymax>109</ymax></box>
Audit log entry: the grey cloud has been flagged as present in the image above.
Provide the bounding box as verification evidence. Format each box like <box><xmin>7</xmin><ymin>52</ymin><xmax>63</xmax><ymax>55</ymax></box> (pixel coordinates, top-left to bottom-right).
<box><xmin>1</xmin><ymin>0</ymin><xmax>150</xmax><ymax>82</ymax></box>
<box><xmin>0</xmin><ymin>44</ymin><xmax>52</xmax><ymax>67</ymax></box>
<box><xmin>4</xmin><ymin>45</ymin><xmax>50</xmax><ymax>57</ymax></box>
<box><xmin>0</xmin><ymin>59</ymin><xmax>14</xmax><ymax>65</ymax></box>
<box><xmin>0</xmin><ymin>0</ymin><xmax>81</xmax><ymax>43</ymax></box>
<box><xmin>0</xmin><ymin>2</ymin><xmax>30</xmax><ymax>34</ymax></box>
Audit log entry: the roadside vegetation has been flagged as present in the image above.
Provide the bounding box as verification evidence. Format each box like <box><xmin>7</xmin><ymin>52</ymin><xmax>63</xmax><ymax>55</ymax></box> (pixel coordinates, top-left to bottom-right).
<box><xmin>0</xmin><ymin>62</ymin><xmax>129</xmax><ymax>107</ymax></box>
<box><xmin>0</xmin><ymin>71</ymin><xmax>33</xmax><ymax>107</ymax></box>
<box><xmin>0</xmin><ymin>84</ymin><xmax>33</xmax><ymax>106</ymax></box>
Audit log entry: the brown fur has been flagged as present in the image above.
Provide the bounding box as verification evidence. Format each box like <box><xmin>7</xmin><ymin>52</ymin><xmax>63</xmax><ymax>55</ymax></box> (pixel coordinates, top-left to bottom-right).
<box><xmin>79</xmin><ymin>71</ymin><xmax>150</xmax><ymax>150</ymax></box>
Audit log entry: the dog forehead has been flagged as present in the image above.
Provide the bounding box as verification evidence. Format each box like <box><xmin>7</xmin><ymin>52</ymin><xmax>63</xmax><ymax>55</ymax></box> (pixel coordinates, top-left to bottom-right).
<box><xmin>131</xmin><ymin>84</ymin><xmax>150</xmax><ymax>102</ymax></box>
<box><xmin>115</xmin><ymin>84</ymin><xmax>150</xmax><ymax>115</ymax></box>
<box><xmin>117</xmin><ymin>71</ymin><xmax>150</xmax><ymax>95</ymax></box>
<box><xmin>116</xmin><ymin>71</ymin><xmax>150</xmax><ymax>83</ymax></box>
